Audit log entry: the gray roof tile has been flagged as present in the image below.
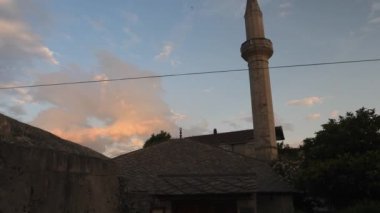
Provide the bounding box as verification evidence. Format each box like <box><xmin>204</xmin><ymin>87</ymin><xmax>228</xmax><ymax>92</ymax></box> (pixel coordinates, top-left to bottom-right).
<box><xmin>113</xmin><ymin>139</ymin><xmax>293</xmax><ymax>195</ymax></box>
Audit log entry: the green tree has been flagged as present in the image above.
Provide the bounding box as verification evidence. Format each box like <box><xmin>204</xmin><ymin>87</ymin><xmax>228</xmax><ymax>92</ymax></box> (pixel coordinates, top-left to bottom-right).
<box><xmin>298</xmin><ymin>108</ymin><xmax>380</xmax><ymax>209</ymax></box>
<box><xmin>143</xmin><ymin>131</ymin><xmax>171</xmax><ymax>148</ymax></box>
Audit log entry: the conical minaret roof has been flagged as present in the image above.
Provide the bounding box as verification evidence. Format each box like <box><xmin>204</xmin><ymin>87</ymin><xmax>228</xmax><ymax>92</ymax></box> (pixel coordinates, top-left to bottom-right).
<box><xmin>244</xmin><ymin>0</ymin><xmax>265</xmax><ymax>39</ymax></box>
<box><xmin>245</xmin><ymin>0</ymin><xmax>262</xmax><ymax>16</ymax></box>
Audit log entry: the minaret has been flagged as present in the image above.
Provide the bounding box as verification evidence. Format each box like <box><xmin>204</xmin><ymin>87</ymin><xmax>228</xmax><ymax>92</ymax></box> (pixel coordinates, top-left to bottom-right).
<box><xmin>241</xmin><ymin>0</ymin><xmax>278</xmax><ymax>161</ymax></box>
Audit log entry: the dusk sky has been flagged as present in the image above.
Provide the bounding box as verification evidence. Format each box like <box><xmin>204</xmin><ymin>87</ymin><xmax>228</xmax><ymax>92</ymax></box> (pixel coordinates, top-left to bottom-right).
<box><xmin>1</xmin><ymin>0</ymin><xmax>380</xmax><ymax>157</ymax></box>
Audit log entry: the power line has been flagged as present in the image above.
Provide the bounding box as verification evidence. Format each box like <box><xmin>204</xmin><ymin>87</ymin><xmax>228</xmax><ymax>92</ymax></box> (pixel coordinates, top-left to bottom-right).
<box><xmin>0</xmin><ymin>58</ymin><xmax>379</xmax><ymax>90</ymax></box>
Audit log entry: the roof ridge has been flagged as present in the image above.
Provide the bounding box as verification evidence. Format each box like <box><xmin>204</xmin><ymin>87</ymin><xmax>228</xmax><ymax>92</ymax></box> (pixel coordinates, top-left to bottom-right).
<box><xmin>157</xmin><ymin>173</ymin><xmax>257</xmax><ymax>177</ymax></box>
<box><xmin>112</xmin><ymin>139</ymin><xmax>176</xmax><ymax>159</ymax></box>
<box><xmin>185</xmin><ymin>138</ymin><xmax>270</xmax><ymax>163</ymax></box>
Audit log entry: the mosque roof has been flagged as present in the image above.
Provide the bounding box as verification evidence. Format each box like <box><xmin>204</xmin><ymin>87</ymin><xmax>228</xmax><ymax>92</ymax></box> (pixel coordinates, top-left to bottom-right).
<box><xmin>114</xmin><ymin>139</ymin><xmax>293</xmax><ymax>195</ymax></box>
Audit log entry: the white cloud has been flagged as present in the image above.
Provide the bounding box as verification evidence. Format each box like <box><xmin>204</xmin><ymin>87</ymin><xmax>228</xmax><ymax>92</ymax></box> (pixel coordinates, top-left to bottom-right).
<box><xmin>154</xmin><ymin>43</ymin><xmax>181</xmax><ymax>67</ymax></box>
<box><xmin>0</xmin><ymin>19</ymin><xmax>58</xmax><ymax>64</ymax></box>
<box><xmin>368</xmin><ymin>2</ymin><xmax>380</xmax><ymax>25</ymax></box>
<box><xmin>274</xmin><ymin>114</ymin><xmax>295</xmax><ymax>132</ymax></box>
<box><xmin>170</xmin><ymin>109</ymin><xmax>187</xmax><ymax>124</ymax></box>
<box><xmin>330</xmin><ymin>110</ymin><xmax>340</xmax><ymax>119</ymax></box>
<box><xmin>87</xmin><ymin>18</ymin><xmax>106</xmax><ymax>31</ymax></box>
<box><xmin>170</xmin><ymin>59</ymin><xmax>181</xmax><ymax>67</ymax></box>
<box><xmin>199</xmin><ymin>0</ymin><xmax>246</xmax><ymax>18</ymax></box>
<box><xmin>369</xmin><ymin>16</ymin><xmax>380</xmax><ymax>24</ymax></box>
<box><xmin>182</xmin><ymin>120</ymin><xmax>209</xmax><ymax>137</ymax></box>
<box><xmin>103</xmin><ymin>137</ymin><xmax>143</xmax><ymax>158</ymax></box>
<box><xmin>202</xmin><ymin>87</ymin><xmax>214</xmax><ymax>93</ymax></box>
<box><xmin>278</xmin><ymin>0</ymin><xmax>294</xmax><ymax>17</ymax></box>
<box><xmin>223</xmin><ymin>120</ymin><xmax>241</xmax><ymax>129</ymax></box>
<box><xmin>307</xmin><ymin>113</ymin><xmax>321</xmax><ymax>121</ymax></box>
<box><xmin>155</xmin><ymin>43</ymin><xmax>174</xmax><ymax>61</ymax></box>
<box><xmin>123</xmin><ymin>11</ymin><xmax>139</xmax><ymax>25</ymax></box>
<box><xmin>123</xmin><ymin>27</ymin><xmax>141</xmax><ymax>47</ymax></box>
<box><xmin>0</xmin><ymin>81</ymin><xmax>35</xmax><ymax>117</ymax></box>
<box><xmin>371</xmin><ymin>2</ymin><xmax>380</xmax><ymax>15</ymax></box>
<box><xmin>0</xmin><ymin>0</ymin><xmax>58</xmax><ymax>83</ymax></box>
<box><xmin>287</xmin><ymin>96</ymin><xmax>323</xmax><ymax>107</ymax></box>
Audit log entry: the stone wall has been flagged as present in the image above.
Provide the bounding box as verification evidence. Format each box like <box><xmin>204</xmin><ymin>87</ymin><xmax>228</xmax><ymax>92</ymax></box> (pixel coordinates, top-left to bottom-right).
<box><xmin>0</xmin><ymin>143</ymin><xmax>120</xmax><ymax>213</ymax></box>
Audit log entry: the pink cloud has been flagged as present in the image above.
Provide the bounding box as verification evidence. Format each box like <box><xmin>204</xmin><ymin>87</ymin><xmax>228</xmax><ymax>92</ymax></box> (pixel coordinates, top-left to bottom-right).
<box><xmin>287</xmin><ymin>96</ymin><xmax>323</xmax><ymax>107</ymax></box>
<box><xmin>31</xmin><ymin>52</ymin><xmax>178</xmax><ymax>157</ymax></box>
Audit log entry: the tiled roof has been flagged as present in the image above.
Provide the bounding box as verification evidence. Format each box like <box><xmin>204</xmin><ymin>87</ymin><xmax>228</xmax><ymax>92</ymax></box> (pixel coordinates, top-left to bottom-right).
<box><xmin>113</xmin><ymin>139</ymin><xmax>293</xmax><ymax>195</ymax></box>
<box><xmin>0</xmin><ymin>113</ymin><xmax>107</xmax><ymax>159</ymax></box>
<box><xmin>187</xmin><ymin>127</ymin><xmax>284</xmax><ymax>146</ymax></box>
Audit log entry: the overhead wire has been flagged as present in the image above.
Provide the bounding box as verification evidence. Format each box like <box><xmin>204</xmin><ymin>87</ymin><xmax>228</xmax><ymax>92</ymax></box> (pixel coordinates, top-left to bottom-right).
<box><xmin>0</xmin><ymin>58</ymin><xmax>379</xmax><ymax>90</ymax></box>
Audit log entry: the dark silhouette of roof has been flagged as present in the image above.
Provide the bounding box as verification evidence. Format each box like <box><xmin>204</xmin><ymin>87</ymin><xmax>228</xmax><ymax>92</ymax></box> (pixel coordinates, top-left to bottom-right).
<box><xmin>113</xmin><ymin>139</ymin><xmax>293</xmax><ymax>195</ymax></box>
<box><xmin>186</xmin><ymin>126</ymin><xmax>284</xmax><ymax>146</ymax></box>
<box><xmin>0</xmin><ymin>113</ymin><xmax>106</xmax><ymax>159</ymax></box>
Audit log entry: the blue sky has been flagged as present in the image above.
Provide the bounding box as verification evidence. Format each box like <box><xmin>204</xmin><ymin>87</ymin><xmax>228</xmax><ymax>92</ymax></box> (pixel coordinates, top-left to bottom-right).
<box><xmin>0</xmin><ymin>0</ymin><xmax>380</xmax><ymax>157</ymax></box>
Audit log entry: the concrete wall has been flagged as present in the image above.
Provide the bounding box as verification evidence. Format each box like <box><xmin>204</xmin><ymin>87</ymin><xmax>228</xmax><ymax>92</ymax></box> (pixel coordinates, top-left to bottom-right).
<box><xmin>257</xmin><ymin>194</ymin><xmax>294</xmax><ymax>213</ymax></box>
<box><xmin>0</xmin><ymin>143</ymin><xmax>120</xmax><ymax>213</ymax></box>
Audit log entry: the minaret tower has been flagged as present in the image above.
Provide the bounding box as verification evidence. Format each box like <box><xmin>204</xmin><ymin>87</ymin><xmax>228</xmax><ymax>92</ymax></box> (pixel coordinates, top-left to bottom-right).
<box><xmin>241</xmin><ymin>0</ymin><xmax>278</xmax><ymax>161</ymax></box>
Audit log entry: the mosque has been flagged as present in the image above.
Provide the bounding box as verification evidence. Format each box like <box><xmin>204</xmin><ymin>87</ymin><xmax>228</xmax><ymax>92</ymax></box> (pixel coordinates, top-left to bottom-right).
<box><xmin>0</xmin><ymin>1</ymin><xmax>294</xmax><ymax>212</ymax></box>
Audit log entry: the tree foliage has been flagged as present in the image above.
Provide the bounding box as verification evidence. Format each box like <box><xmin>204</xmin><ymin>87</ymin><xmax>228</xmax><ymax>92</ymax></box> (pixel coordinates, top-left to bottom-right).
<box><xmin>143</xmin><ymin>131</ymin><xmax>171</xmax><ymax>148</ymax></box>
<box><xmin>298</xmin><ymin>108</ymin><xmax>380</xmax><ymax>208</ymax></box>
<box><xmin>272</xmin><ymin>142</ymin><xmax>302</xmax><ymax>184</ymax></box>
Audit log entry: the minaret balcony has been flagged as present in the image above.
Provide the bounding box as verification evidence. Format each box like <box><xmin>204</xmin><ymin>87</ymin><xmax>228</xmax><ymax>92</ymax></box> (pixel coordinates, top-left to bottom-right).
<box><xmin>241</xmin><ymin>38</ymin><xmax>273</xmax><ymax>61</ymax></box>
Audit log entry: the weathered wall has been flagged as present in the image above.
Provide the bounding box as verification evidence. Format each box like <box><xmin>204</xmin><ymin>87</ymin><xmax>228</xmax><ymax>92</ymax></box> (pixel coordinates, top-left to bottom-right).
<box><xmin>257</xmin><ymin>194</ymin><xmax>294</xmax><ymax>213</ymax></box>
<box><xmin>0</xmin><ymin>143</ymin><xmax>120</xmax><ymax>213</ymax></box>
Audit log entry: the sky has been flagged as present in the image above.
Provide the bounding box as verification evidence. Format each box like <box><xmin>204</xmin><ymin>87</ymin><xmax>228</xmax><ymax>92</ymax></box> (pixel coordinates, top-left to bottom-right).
<box><xmin>0</xmin><ymin>0</ymin><xmax>380</xmax><ymax>157</ymax></box>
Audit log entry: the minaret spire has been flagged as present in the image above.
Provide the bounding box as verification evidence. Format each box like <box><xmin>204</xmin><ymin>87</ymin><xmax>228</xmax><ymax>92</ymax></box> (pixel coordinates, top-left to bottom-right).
<box><xmin>241</xmin><ymin>0</ymin><xmax>278</xmax><ymax>161</ymax></box>
<box><xmin>244</xmin><ymin>0</ymin><xmax>265</xmax><ymax>39</ymax></box>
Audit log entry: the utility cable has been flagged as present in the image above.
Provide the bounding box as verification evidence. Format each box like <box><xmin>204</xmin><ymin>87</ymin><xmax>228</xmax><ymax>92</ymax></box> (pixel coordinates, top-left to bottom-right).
<box><xmin>0</xmin><ymin>58</ymin><xmax>379</xmax><ymax>90</ymax></box>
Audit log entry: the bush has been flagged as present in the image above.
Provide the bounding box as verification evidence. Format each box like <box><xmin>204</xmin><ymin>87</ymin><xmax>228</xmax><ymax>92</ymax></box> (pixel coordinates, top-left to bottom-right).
<box><xmin>337</xmin><ymin>201</ymin><xmax>380</xmax><ymax>213</ymax></box>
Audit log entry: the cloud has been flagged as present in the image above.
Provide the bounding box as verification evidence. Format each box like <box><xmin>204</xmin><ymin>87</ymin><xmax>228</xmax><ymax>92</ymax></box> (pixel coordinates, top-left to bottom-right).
<box><xmin>223</xmin><ymin>120</ymin><xmax>241</xmax><ymax>129</ymax></box>
<box><xmin>0</xmin><ymin>81</ymin><xmax>35</xmax><ymax>118</ymax></box>
<box><xmin>368</xmin><ymin>2</ymin><xmax>380</xmax><ymax>25</ymax></box>
<box><xmin>155</xmin><ymin>43</ymin><xmax>174</xmax><ymax>61</ymax></box>
<box><xmin>123</xmin><ymin>11</ymin><xmax>139</xmax><ymax>25</ymax></box>
<box><xmin>182</xmin><ymin>120</ymin><xmax>209</xmax><ymax>137</ymax></box>
<box><xmin>274</xmin><ymin>115</ymin><xmax>295</xmax><ymax>132</ymax></box>
<box><xmin>287</xmin><ymin>96</ymin><xmax>323</xmax><ymax>107</ymax></box>
<box><xmin>278</xmin><ymin>0</ymin><xmax>294</xmax><ymax>17</ymax></box>
<box><xmin>330</xmin><ymin>110</ymin><xmax>340</xmax><ymax>119</ymax></box>
<box><xmin>30</xmin><ymin>52</ymin><xmax>178</xmax><ymax>157</ymax></box>
<box><xmin>103</xmin><ymin>137</ymin><xmax>143</xmax><ymax>158</ymax></box>
<box><xmin>0</xmin><ymin>0</ymin><xmax>58</xmax><ymax>83</ymax></box>
<box><xmin>0</xmin><ymin>20</ymin><xmax>58</xmax><ymax>65</ymax></box>
<box><xmin>170</xmin><ymin>109</ymin><xmax>187</xmax><ymax>124</ymax></box>
<box><xmin>202</xmin><ymin>87</ymin><xmax>214</xmax><ymax>93</ymax></box>
<box><xmin>369</xmin><ymin>16</ymin><xmax>380</xmax><ymax>24</ymax></box>
<box><xmin>307</xmin><ymin>113</ymin><xmax>321</xmax><ymax>121</ymax></box>
<box><xmin>371</xmin><ymin>2</ymin><xmax>380</xmax><ymax>15</ymax></box>
<box><xmin>123</xmin><ymin>27</ymin><xmax>141</xmax><ymax>47</ymax></box>
<box><xmin>199</xmin><ymin>0</ymin><xmax>246</xmax><ymax>18</ymax></box>
<box><xmin>170</xmin><ymin>59</ymin><xmax>181</xmax><ymax>67</ymax></box>
<box><xmin>0</xmin><ymin>0</ymin><xmax>11</xmax><ymax>6</ymax></box>
<box><xmin>87</xmin><ymin>18</ymin><xmax>106</xmax><ymax>31</ymax></box>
